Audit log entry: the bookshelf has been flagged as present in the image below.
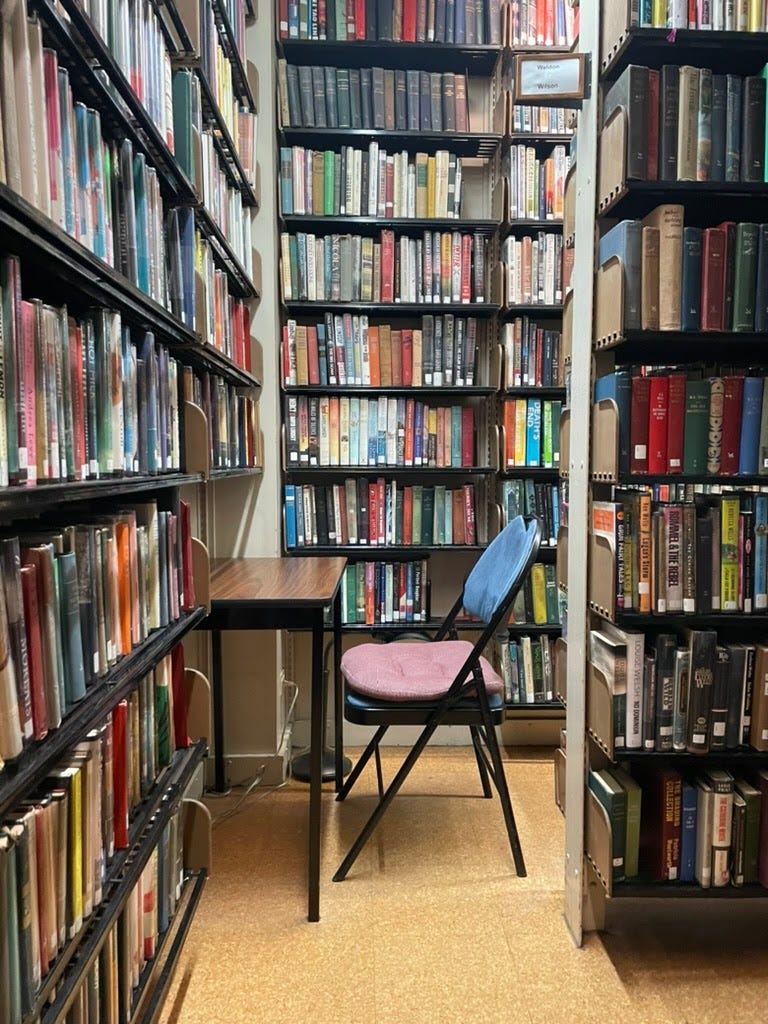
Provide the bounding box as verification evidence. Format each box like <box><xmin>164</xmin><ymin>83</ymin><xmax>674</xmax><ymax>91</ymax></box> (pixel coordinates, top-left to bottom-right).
<box><xmin>0</xmin><ymin>0</ymin><xmax>259</xmax><ymax>1014</ymax></box>
<box><xmin>562</xmin><ymin>0</ymin><xmax>768</xmax><ymax>945</ymax></box>
<box><xmin>493</xmin><ymin>28</ymin><xmax>574</xmax><ymax>714</ymax></box>
<box><xmin>275</xmin><ymin>0</ymin><xmax>510</xmax><ymax>636</ymax></box>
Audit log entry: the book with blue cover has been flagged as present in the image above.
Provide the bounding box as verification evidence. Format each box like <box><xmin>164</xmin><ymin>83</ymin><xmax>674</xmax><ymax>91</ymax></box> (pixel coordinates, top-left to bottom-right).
<box><xmin>526</xmin><ymin>399</ymin><xmax>542</xmax><ymax>468</ymax></box>
<box><xmin>598</xmin><ymin>220</ymin><xmax>642</xmax><ymax>330</ymax></box>
<box><xmin>594</xmin><ymin>371</ymin><xmax>631</xmax><ymax>476</ymax></box>
<box><xmin>739</xmin><ymin>376</ymin><xmax>764</xmax><ymax>475</ymax></box>
<box><xmin>679</xmin><ymin>781</ymin><xmax>698</xmax><ymax>883</ymax></box>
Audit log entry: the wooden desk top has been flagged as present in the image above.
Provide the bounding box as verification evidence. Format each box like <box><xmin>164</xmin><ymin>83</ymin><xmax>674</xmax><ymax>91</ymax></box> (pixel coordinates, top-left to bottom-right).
<box><xmin>209</xmin><ymin>557</ymin><xmax>347</xmax><ymax>606</ymax></box>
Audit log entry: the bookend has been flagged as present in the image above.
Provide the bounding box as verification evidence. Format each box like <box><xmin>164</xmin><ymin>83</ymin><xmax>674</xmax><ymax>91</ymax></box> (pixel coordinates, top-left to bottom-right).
<box><xmin>586</xmin><ymin>787</ymin><xmax>615</xmax><ymax>896</ymax></box>
<box><xmin>562</xmin><ymin>289</ymin><xmax>573</xmax><ymax>364</ymax></box>
<box><xmin>556</xmin><ymin>524</ymin><xmax>568</xmax><ymax>593</ymax></box>
<box><xmin>597</xmin><ymin>106</ymin><xmax>629</xmax><ymax>214</ymax></box>
<box><xmin>594</xmin><ymin>256</ymin><xmax>626</xmax><ymax>350</ymax></box>
<box><xmin>559</xmin><ymin>407</ymin><xmax>571</xmax><ymax>478</ymax></box>
<box><xmin>591</xmin><ymin>397</ymin><xmax>619</xmax><ymax>482</ymax></box>
<box><xmin>185</xmin><ymin>667</ymin><xmax>212</xmax><ymax>745</ymax></box>
<box><xmin>587</xmin><ymin>662</ymin><xmax>615</xmax><ymax>760</ymax></box>
<box><xmin>554</xmin><ymin>636</ymin><xmax>568</xmax><ymax>705</ymax></box>
<box><xmin>184</xmin><ymin>401</ymin><xmax>211</xmax><ymax>478</ymax></box>
<box><xmin>554</xmin><ymin>746</ymin><xmax>566</xmax><ymax>815</ymax></box>
<box><xmin>600</xmin><ymin>0</ymin><xmax>635</xmax><ymax>75</ymax></box>
<box><xmin>191</xmin><ymin>538</ymin><xmax>212</xmax><ymax>613</ymax></box>
<box><xmin>564</xmin><ymin>162</ymin><xmax>576</xmax><ymax>247</ymax></box>
<box><xmin>588</xmin><ymin>531</ymin><xmax>616</xmax><ymax>622</ymax></box>
<box><xmin>183</xmin><ymin>798</ymin><xmax>213</xmax><ymax>873</ymax></box>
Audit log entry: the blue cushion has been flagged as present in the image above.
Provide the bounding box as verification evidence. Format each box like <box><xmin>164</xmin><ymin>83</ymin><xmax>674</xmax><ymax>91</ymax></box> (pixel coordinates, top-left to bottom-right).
<box><xmin>462</xmin><ymin>517</ymin><xmax>539</xmax><ymax>624</ymax></box>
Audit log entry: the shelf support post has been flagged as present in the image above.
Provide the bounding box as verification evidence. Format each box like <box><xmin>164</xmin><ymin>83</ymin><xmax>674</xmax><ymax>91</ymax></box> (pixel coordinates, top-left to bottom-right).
<box><xmin>563</xmin><ymin>0</ymin><xmax>601</xmax><ymax>948</ymax></box>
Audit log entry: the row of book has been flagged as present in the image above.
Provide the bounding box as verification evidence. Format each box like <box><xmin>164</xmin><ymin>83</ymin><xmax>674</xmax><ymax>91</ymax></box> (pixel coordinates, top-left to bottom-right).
<box><xmin>183</xmin><ymin>369</ymin><xmax>263</xmax><ymax>472</ymax></box>
<box><xmin>508</xmin><ymin>561</ymin><xmax>563</xmax><ymax>628</ymax></box>
<box><xmin>502</xmin><ymin>318</ymin><xmax>563</xmax><ymax>389</ymax></box>
<box><xmin>631</xmin><ymin>0</ymin><xmax>768</xmax><ymax>30</ymax></box>
<box><xmin>0</xmin><ymin>503</ymin><xmax>196</xmax><ymax>763</ymax></box>
<box><xmin>502</xmin><ymin>232</ymin><xmax>564</xmax><ymax>307</ymax></box>
<box><xmin>497</xmin><ymin>634</ymin><xmax>556</xmax><ymax>705</ymax></box>
<box><xmin>173</xmin><ymin>67</ymin><xmax>258</xmax><ymax>192</ymax></box>
<box><xmin>594</xmin><ymin>490</ymin><xmax>768</xmax><ymax>616</ymax></box>
<box><xmin>199</xmin><ymin>131</ymin><xmax>253</xmax><ymax>268</ymax></box>
<box><xmin>281</xmin><ymin>315</ymin><xmax>481</xmax><ymax>388</ymax></box>
<box><xmin>499</xmin><ymin>479</ymin><xmax>562</xmax><ymax>547</ymax></box>
<box><xmin>284</xmin><ymin>395</ymin><xmax>477</xmax><ymax>468</ymax></box>
<box><xmin>509</xmin><ymin>0</ymin><xmax>577</xmax><ymax>45</ymax></box>
<box><xmin>278</xmin><ymin>63</ymin><xmax>473</xmax><ymax>135</ymax></box>
<box><xmin>0</xmin><ymin>669</ymin><xmax>190</xmax><ymax>1018</ymax></box>
<box><xmin>605</xmin><ymin>206</ymin><xmax>768</xmax><ymax>334</ymax></box>
<box><xmin>340</xmin><ymin>560</ymin><xmax>430</xmax><ymax>624</ymax></box>
<box><xmin>607</xmin><ymin>64</ymin><xmax>768</xmax><ymax>184</ymax></box>
<box><xmin>510</xmin><ymin>104</ymin><xmax>574</xmax><ymax>137</ymax></box>
<box><xmin>200</xmin><ymin>0</ymin><xmax>250</xmax><ymax>144</ymax></box>
<box><xmin>502</xmin><ymin>398</ymin><xmax>562</xmax><ymax>470</ymax></box>
<box><xmin>278</xmin><ymin>0</ymin><xmax>501</xmax><ymax>43</ymax></box>
<box><xmin>194</xmin><ymin>243</ymin><xmax>254</xmax><ymax>370</ymax></box>
<box><xmin>590</xmin><ymin>623</ymin><xmax>768</xmax><ymax>758</ymax></box>
<box><xmin>279</xmin><ymin>146</ymin><xmax>469</xmax><ymax>220</ymax></box>
<box><xmin>280</xmin><ymin>230</ymin><xmax>489</xmax><ymax>305</ymax></box>
<box><xmin>284</xmin><ymin>480</ymin><xmax>479</xmax><ymax>548</ymax></box>
<box><xmin>0</xmin><ymin>31</ymin><xmax>256</xmax><ymax>304</ymax></box>
<box><xmin>505</xmin><ymin>145</ymin><xmax>570</xmax><ymax>222</ymax></box>
<box><xmin>597</xmin><ymin>369</ymin><xmax>768</xmax><ymax>478</ymax></box>
<box><xmin>588</xmin><ymin>763</ymin><xmax>768</xmax><ymax>889</ymax></box>
<box><xmin>0</xmin><ymin>259</ymin><xmax>190</xmax><ymax>485</ymax></box>
<box><xmin>61</xmin><ymin>804</ymin><xmax>186</xmax><ymax>1024</ymax></box>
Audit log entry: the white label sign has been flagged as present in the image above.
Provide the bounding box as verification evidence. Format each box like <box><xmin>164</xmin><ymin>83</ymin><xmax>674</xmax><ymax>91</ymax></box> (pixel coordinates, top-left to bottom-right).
<box><xmin>516</xmin><ymin>55</ymin><xmax>585</xmax><ymax>102</ymax></box>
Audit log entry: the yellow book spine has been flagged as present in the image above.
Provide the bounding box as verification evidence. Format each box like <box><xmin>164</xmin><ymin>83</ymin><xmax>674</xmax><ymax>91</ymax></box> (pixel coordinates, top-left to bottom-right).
<box><xmin>748</xmin><ymin>0</ymin><xmax>762</xmax><ymax>30</ymax></box>
<box><xmin>531</xmin><ymin>563</ymin><xmax>547</xmax><ymax>624</ymax></box>
<box><xmin>652</xmin><ymin>0</ymin><xmax>666</xmax><ymax>26</ymax></box>
<box><xmin>721</xmin><ymin>497</ymin><xmax>740</xmax><ymax>611</ymax></box>
<box><xmin>514</xmin><ymin>400</ymin><xmax>527</xmax><ymax>466</ymax></box>
<box><xmin>427</xmin><ymin>157</ymin><xmax>436</xmax><ymax>219</ymax></box>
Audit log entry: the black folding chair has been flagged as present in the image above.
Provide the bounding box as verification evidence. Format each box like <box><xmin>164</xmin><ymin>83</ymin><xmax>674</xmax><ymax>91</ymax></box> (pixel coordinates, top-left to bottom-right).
<box><xmin>333</xmin><ymin>515</ymin><xmax>542</xmax><ymax>883</ymax></box>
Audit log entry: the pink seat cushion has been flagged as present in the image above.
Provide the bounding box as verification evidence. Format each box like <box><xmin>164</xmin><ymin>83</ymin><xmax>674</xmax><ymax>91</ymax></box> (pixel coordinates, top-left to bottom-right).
<box><xmin>341</xmin><ymin>641</ymin><xmax>504</xmax><ymax>702</ymax></box>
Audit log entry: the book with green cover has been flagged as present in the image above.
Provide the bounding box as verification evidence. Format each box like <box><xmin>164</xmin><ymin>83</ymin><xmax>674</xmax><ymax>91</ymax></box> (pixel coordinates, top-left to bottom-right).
<box><xmin>422</xmin><ymin>488</ymin><xmax>434</xmax><ymax>545</ymax></box>
<box><xmin>588</xmin><ymin>768</ymin><xmax>627</xmax><ymax>884</ymax></box>
<box><xmin>544</xmin><ymin>564</ymin><xmax>559</xmax><ymax>624</ymax></box>
<box><xmin>732</xmin><ymin>222</ymin><xmax>759</xmax><ymax>330</ymax></box>
<box><xmin>607</xmin><ymin>766</ymin><xmax>642</xmax><ymax>878</ymax></box>
<box><xmin>682</xmin><ymin>378</ymin><xmax>710</xmax><ymax>475</ymax></box>
<box><xmin>412</xmin><ymin>486</ymin><xmax>422</xmax><ymax>545</ymax></box>
<box><xmin>324</xmin><ymin>151</ymin><xmax>334</xmax><ymax>215</ymax></box>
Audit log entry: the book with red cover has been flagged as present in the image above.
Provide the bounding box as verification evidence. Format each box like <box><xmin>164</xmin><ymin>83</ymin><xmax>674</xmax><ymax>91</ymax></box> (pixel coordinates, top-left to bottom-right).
<box><xmin>630</xmin><ymin>375</ymin><xmax>652</xmax><ymax>474</ymax></box>
<box><xmin>403</xmin><ymin>486</ymin><xmax>413</xmax><ymax>544</ymax></box>
<box><xmin>638</xmin><ymin>768</ymin><xmax>682</xmax><ymax>881</ymax></box>
<box><xmin>112</xmin><ymin>699</ymin><xmax>130</xmax><ymax>849</ymax></box>
<box><xmin>381</xmin><ymin>230</ymin><xmax>395</xmax><ymax>302</ymax></box>
<box><xmin>718</xmin><ymin>221</ymin><xmax>736</xmax><ymax>331</ymax></box>
<box><xmin>647</xmin><ymin>375</ymin><xmax>669</xmax><ymax>475</ymax></box>
<box><xmin>68</xmin><ymin>320</ymin><xmax>86</xmax><ymax>481</ymax></box>
<box><xmin>701</xmin><ymin>227</ymin><xmax>727</xmax><ymax>331</ymax></box>
<box><xmin>20</xmin><ymin>563</ymin><xmax>47</xmax><ymax>740</ymax></box>
<box><xmin>402</xmin><ymin>0</ymin><xmax>416</xmax><ymax>39</ymax></box>
<box><xmin>464</xmin><ymin>484</ymin><xmax>476</xmax><ymax>544</ymax></box>
<box><xmin>391</xmin><ymin>330</ymin><xmax>402</xmax><ymax>385</ymax></box>
<box><xmin>404</xmin><ymin>399</ymin><xmax>415</xmax><ymax>466</ymax></box>
<box><xmin>452</xmin><ymin>488</ymin><xmax>465</xmax><ymax>544</ymax></box>
<box><xmin>665</xmin><ymin>372</ymin><xmax>686</xmax><ymax>474</ymax></box>
<box><xmin>368</xmin><ymin>326</ymin><xmax>381</xmax><ymax>385</ymax></box>
<box><xmin>401</xmin><ymin>329</ymin><xmax>413</xmax><ymax>385</ymax></box>
<box><xmin>307</xmin><ymin>326</ymin><xmax>320</xmax><ymax>385</ymax></box>
<box><xmin>278</xmin><ymin>0</ymin><xmax>288</xmax><ymax>36</ymax></box>
<box><xmin>720</xmin><ymin>375</ymin><xmax>744</xmax><ymax>475</ymax></box>
<box><xmin>460</xmin><ymin>235</ymin><xmax>472</xmax><ymax>302</ymax></box>
<box><xmin>20</xmin><ymin>301</ymin><xmax>37</xmax><ymax>487</ymax></box>
<box><xmin>180</xmin><ymin>500</ymin><xmax>196</xmax><ymax>611</ymax></box>
<box><xmin>461</xmin><ymin>407</ymin><xmax>474</xmax><ymax>466</ymax></box>
<box><xmin>355</xmin><ymin>0</ymin><xmax>365</xmax><ymax>37</ymax></box>
<box><xmin>377</xmin><ymin>479</ymin><xmax>386</xmax><ymax>543</ymax></box>
<box><xmin>368</xmin><ymin>483</ymin><xmax>377</xmax><ymax>544</ymax></box>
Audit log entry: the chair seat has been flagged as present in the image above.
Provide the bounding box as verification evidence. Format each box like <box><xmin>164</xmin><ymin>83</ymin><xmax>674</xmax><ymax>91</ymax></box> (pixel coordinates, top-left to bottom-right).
<box><xmin>344</xmin><ymin>687</ymin><xmax>505</xmax><ymax>727</ymax></box>
<box><xmin>341</xmin><ymin>640</ymin><xmax>504</xmax><ymax>701</ymax></box>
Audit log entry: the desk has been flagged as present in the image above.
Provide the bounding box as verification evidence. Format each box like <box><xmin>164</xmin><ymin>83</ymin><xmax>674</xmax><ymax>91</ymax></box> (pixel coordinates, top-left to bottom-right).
<box><xmin>204</xmin><ymin>556</ymin><xmax>347</xmax><ymax>922</ymax></box>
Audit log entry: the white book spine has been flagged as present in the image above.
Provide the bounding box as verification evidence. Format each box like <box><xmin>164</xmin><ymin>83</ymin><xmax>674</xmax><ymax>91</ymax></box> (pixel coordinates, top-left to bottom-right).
<box><xmin>625</xmin><ymin>635</ymin><xmax>644</xmax><ymax>749</ymax></box>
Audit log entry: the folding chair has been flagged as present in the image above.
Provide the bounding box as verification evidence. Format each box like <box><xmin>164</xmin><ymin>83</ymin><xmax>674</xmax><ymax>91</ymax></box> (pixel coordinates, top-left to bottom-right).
<box><xmin>333</xmin><ymin>514</ymin><xmax>542</xmax><ymax>883</ymax></box>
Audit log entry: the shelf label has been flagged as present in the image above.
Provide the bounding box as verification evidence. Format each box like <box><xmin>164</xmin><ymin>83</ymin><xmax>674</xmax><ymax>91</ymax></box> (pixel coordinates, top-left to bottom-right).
<box><xmin>515</xmin><ymin>54</ymin><xmax>586</xmax><ymax>104</ymax></box>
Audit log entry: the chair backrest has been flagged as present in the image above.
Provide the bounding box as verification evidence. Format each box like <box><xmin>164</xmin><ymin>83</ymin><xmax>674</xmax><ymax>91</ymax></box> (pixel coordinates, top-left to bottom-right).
<box><xmin>462</xmin><ymin>516</ymin><xmax>542</xmax><ymax>633</ymax></box>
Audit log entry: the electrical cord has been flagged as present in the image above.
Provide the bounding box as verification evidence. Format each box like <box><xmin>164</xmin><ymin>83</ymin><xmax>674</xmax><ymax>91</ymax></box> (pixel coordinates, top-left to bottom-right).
<box><xmin>212</xmin><ymin>680</ymin><xmax>299</xmax><ymax>827</ymax></box>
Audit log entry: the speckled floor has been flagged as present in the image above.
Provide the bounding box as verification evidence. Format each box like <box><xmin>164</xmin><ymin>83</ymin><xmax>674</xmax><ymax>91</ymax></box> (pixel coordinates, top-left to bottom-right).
<box><xmin>160</xmin><ymin>747</ymin><xmax>768</xmax><ymax>1024</ymax></box>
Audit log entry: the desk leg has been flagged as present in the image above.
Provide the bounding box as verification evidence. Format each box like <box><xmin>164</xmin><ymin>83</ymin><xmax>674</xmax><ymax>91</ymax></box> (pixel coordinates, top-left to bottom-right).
<box><xmin>212</xmin><ymin>629</ymin><xmax>226</xmax><ymax>793</ymax></box>
<box><xmin>333</xmin><ymin>590</ymin><xmax>343</xmax><ymax>793</ymax></box>
<box><xmin>308</xmin><ymin>607</ymin><xmax>324</xmax><ymax>922</ymax></box>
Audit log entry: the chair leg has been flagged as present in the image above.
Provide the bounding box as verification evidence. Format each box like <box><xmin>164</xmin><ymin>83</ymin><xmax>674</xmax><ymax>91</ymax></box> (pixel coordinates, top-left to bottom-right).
<box><xmin>470</xmin><ymin>726</ymin><xmax>492</xmax><ymax>799</ymax></box>
<box><xmin>333</xmin><ymin>717</ymin><xmax>442</xmax><ymax>882</ymax></box>
<box><xmin>374</xmin><ymin>743</ymin><xmax>385</xmax><ymax>800</ymax></box>
<box><xmin>477</xmin><ymin>696</ymin><xmax>527</xmax><ymax>878</ymax></box>
<box><xmin>336</xmin><ymin>726</ymin><xmax>388</xmax><ymax>802</ymax></box>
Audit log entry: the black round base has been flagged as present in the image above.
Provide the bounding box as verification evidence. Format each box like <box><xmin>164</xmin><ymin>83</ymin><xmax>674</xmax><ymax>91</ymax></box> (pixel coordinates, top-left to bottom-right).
<box><xmin>291</xmin><ymin>748</ymin><xmax>353</xmax><ymax>783</ymax></box>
